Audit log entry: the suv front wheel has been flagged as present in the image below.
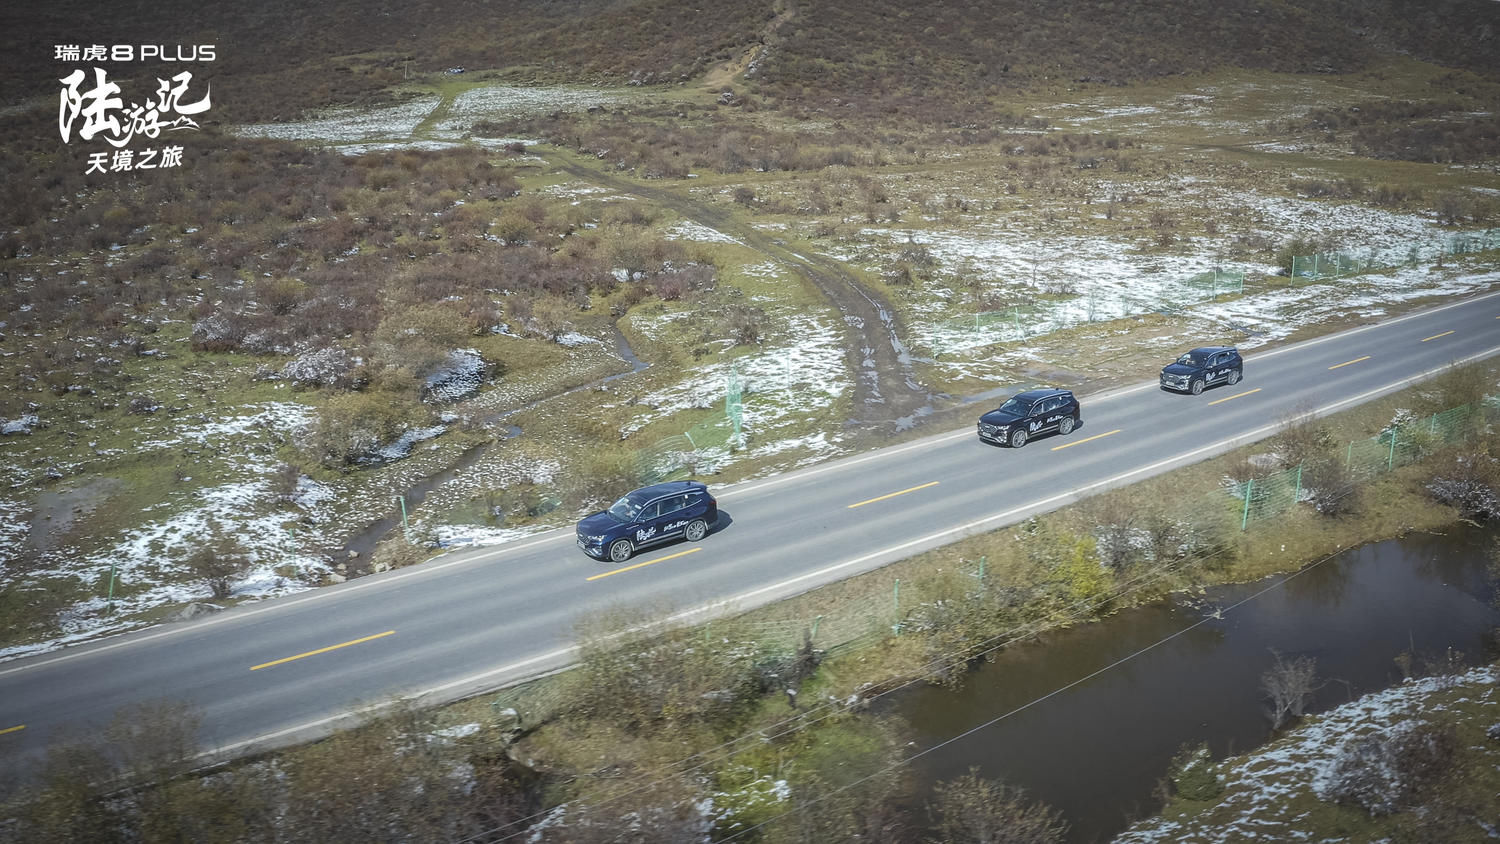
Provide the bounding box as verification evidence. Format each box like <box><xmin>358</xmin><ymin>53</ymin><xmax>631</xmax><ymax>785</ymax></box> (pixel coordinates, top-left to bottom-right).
<box><xmin>607</xmin><ymin>539</ymin><xmax>633</xmax><ymax>563</ymax></box>
<box><xmin>1011</xmin><ymin>428</ymin><xmax>1028</xmax><ymax>448</ymax></box>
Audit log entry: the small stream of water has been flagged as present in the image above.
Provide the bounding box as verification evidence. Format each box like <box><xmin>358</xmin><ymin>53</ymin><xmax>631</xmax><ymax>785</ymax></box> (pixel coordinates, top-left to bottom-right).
<box><xmin>892</xmin><ymin>526</ymin><xmax>1500</xmax><ymax>843</ymax></box>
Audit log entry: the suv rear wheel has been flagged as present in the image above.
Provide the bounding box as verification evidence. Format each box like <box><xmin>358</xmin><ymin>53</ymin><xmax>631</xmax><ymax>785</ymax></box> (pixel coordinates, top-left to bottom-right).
<box><xmin>1059</xmin><ymin>417</ymin><xmax>1075</xmax><ymax>436</ymax></box>
<box><xmin>1227</xmin><ymin>369</ymin><xmax>1242</xmax><ymax>386</ymax></box>
<box><xmin>685</xmin><ymin>519</ymin><xmax>708</xmax><ymax>542</ymax></box>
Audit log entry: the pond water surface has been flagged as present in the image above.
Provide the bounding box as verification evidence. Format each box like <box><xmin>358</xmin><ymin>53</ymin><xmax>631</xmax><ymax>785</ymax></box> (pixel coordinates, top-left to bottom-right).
<box><xmin>893</xmin><ymin>526</ymin><xmax>1500</xmax><ymax>843</ymax></box>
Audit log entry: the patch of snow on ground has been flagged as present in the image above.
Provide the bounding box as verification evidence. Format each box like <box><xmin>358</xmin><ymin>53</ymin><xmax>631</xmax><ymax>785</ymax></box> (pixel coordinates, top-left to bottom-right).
<box><xmin>431</xmin><ymin>86</ymin><xmax>624</xmax><ymax>137</ymax></box>
<box><xmin>292</xmin><ymin>475</ymin><xmax>335</xmax><ymax>509</ymax></box>
<box><xmin>622</xmin><ymin>309</ymin><xmax>849</xmax><ymax>471</ymax></box>
<box><xmin>738</xmin><ymin>261</ymin><xmax>782</xmax><ymax>280</ymax></box>
<box><xmin>373</xmin><ymin>425</ymin><xmax>448</xmax><ymax>462</ymax></box>
<box><xmin>852</xmin><ymin>189</ymin><xmax>1495</xmax><ymax>374</ymax></box>
<box><xmin>430</xmin><ymin>523</ymin><xmax>553</xmax><ymax>549</ymax></box>
<box><xmin>665</xmin><ymin>220</ymin><xmax>744</xmax><ymax>245</ymax></box>
<box><xmin>1115</xmin><ymin>666</ymin><xmax>1498</xmax><ymax>843</ymax></box>
<box><xmin>1</xmin><ymin>476</ymin><xmax>333</xmax><ymax>662</ymax></box>
<box><xmin>1193</xmin><ymin>267</ymin><xmax>1500</xmax><ymax>350</ymax></box>
<box><xmin>332</xmin><ymin>140</ymin><xmax>466</xmax><ymax>156</ymax></box>
<box><xmin>556</xmin><ymin>331</ymin><xmax>604</xmax><ymax>348</ymax></box>
<box><xmin>234</xmin><ymin>97</ymin><xmax>440</xmax><ymax>142</ymax></box>
<box><xmin>0</xmin><ymin>496</ymin><xmax>27</xmax><ymax>576</ymax></box>
<box><xmin>136</xmin><ymin>402</ymin><xmax>313</xmax><ymax>452</ymax></box>
<box><xmin>424</xmin><ymin>349</ymin><xmax>485</xmax><ymax>403</ymax></box>
<box><xmin>541</xmin><ymin>183</ymin><xmax>615</xmax><ymax>200</ymax></box>
<box><xmin>431</xmin><ymin>722</ymin><xmax>482</xmax><ymax>739</ymax></box>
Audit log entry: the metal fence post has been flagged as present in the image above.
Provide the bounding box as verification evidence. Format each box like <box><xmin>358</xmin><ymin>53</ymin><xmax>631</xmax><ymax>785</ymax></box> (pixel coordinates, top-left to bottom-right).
<box><xmin>892</xmin><ymin>579</ymin><xmax>901</xmax><ymax>635</ymax></box>
<box><xmin>1241</xmin><ymin>478</ymin><xmax>1253</xmax><ymax>531</ymax></box>
<box><xmin>979</xmin><ymin>555</ymin><xmax>986</xmax><ymax>582</ymax></box>
<box><xmin>399</xmin><ymin>495</ymin><xmax>409</xmax><ymax>540</ymax></box>
<box><xmin>1387</xmin><ymin>429</ymin><xmax>1397</xmax><ymax>470</ymax></box>
<box><xmin>1345</xmin><ymin>440</ymin><xmax>1353</xmax><ymax>466</ymax></box>
<box><xmin>810</xmin><ymin>614</ymin><xmax>822</xmax><ymax>641</ymax></box>
<box><xmin>1293</xmin><ymin>465</ymin><xmax>1302</xmax><ymax>505</ymax></box>
<box><xmin>106</xmin><ymin>560</ymin><xmax>118</xmax><ymax>613</ymax></box>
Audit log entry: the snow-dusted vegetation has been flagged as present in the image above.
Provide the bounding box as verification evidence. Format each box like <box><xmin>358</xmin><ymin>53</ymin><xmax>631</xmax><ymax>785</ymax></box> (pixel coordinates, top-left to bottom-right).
<box><xmin>1116</xmin><ymin>667</ymin><xmax>1500</xmax><ymax>843</ymax></box>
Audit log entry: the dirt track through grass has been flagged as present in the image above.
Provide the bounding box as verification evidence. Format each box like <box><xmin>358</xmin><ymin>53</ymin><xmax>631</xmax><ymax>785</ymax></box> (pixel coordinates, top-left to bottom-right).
<box><xmin>551</xmin><ymin>155</ymin><xmax>935</xmax><ymax>437</ymax></box>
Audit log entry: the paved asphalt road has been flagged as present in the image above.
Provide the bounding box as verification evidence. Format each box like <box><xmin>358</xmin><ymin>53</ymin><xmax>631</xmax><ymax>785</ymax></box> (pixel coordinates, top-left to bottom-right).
<box><xmin>3</xmin><ymin>288</ymin><xmax>1499</xmax><ymax>767</ymax></box>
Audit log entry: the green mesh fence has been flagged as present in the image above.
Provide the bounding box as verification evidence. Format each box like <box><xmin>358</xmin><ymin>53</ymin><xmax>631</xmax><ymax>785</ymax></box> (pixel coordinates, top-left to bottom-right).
<box><xmin>1232</xmin><ymin>465</ymin><xmax>1303</xmax><ymax>530</ymax></box>
<box><xmin>634</xmin><ymin>365</ymin><xmax>745</xmax><ymax>484</ymax></box>
<box><xmin>1426</xmin><ymin>404</ymin><xmax>1476</xmax><ymax>442</ymax></box>
<box><xmin>1241</xmin><ymin>401</ymin><xmax>1487</xmax><ymax>527</ymax></box>
<box><xmin>1290</xmin><ymin>229</ymin><xmax>1499</xmax><ymax>284</ymax></box>
<box><xmin>1344</xmin><ymin>436</ymin><xmax>1393</xmax><ymax>483</ymax></box>
<box><xmin>1181</xmin><ymin>268</ymin><xmax>1246</xmax><ymax>298</ymax></box>
<box><xmin>1290</xmin><ymin>251</ymin><xmax>1380</xmax><ymax>281</ymax></box>
<box><xmin>733</xmin><ymin>589</ymin><xmax>900</xmax><ymax>659</ymax></box>
<box><xmin>635</xmin><ymin>433</ymin><xmax>696</xmax><ymax>485</ymax></box>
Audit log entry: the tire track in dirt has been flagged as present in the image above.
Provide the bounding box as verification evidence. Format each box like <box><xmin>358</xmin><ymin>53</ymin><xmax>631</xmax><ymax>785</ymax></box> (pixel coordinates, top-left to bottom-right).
<box><xmin>553</xmin><ymin>158</ymin><xmax>936</xmax><ymax>436</ymax></box>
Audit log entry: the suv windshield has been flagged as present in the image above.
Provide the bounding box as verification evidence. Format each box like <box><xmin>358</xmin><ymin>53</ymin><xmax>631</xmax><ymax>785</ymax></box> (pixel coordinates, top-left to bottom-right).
<box><xmin>997</xmin><ymin>397</ymin><xmax>1029</xmax><ymax>416</ymax></box>
<box><xmin>606</xmin><ymin>496</ymin><xmax>641</xmax><ymax>522</ymax></box>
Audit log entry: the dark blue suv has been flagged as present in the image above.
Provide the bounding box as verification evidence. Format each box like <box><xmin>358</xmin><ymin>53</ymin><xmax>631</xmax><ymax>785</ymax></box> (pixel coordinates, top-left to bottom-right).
<box><xmin>978</xmin><ymin>388</ymin><xmax>1082</xmax><ymax>448</ymax></box>
<box><xmin>1160</xmin><ymin>346</ymin><xmax>1243</xmax><ymax>395</ymax></box>
<box><xmin>576</xmin><ymin>480</ymin><xmax>718</xmax><ymax>563</ymax></box>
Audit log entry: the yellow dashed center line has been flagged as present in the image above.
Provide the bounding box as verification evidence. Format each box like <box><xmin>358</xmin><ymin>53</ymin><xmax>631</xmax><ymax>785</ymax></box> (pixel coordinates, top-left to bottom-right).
<box><xmin>586</xmin><ymin>547</ymin><xmax>702</xmax><ymax>581</ymax></box>
<box><xmin>1208</xmin><ymin>387</ymin><xmax>1262</xmax><ymax>406</ymax></box>
<box><xmin>0</xmin><ymin>724</ymin><xmax>24</xmax><ymax>736</ymax></box>
<box><xmin>848</xmin><ymin>481</ymin><xmax>940</xmax><ymax>509</ymax></box>
<box><xmin>1051</xmin><ymin>428</ymin><xmax>1122</xmax><ymax>451</ymax></box>
<box><xmin>1421</xmin><ymin>330</ymin><xmax>1455</xmax><ymax>342</ymax></box>
<box><xmin>1328</xmin><ymin>355</ymin><xmax>1371</xmax><ymax>370</ymax></box>
<box><xmin>250</xmin><ymin>630</ymin><xmax>396</xmax><ymax>671</ymax></box>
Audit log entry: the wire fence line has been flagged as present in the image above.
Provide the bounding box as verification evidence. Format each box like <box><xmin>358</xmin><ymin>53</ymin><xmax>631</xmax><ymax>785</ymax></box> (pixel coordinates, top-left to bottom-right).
<box><xmin>474</xmin><ymin>392</ymin><xmax>1496</xmax><ymax>843</ymax></box>
<box><xmin>506</xmin><ymin>395</ymin><xmax>1499</xmax><ymax>732</ymax></box>
<box><xmin>502</xmin><ymin>396</ymin><xmax>1496</xmax><ymax>733</ymax></box>
<box><xmin>1289</xmin><ymin>228</ymin><xmax>1499</xmax><ymax>283</ymax></box>
<box><xmin>635</xmin><ymin>365</ymin><xmax>744</xmax><ymax>485</ymax></box>
<box><xmin>1229</xmin><ymin>399</ymin><xmax>1491</xmax><ymax>529</ymax></box>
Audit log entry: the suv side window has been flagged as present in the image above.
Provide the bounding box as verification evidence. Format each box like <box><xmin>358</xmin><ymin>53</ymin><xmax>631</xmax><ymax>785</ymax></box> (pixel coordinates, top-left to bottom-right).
<box><xmin>638</xmin><ymin>500</ymin><xmax>662</xmax><ymax>521</ymax></box>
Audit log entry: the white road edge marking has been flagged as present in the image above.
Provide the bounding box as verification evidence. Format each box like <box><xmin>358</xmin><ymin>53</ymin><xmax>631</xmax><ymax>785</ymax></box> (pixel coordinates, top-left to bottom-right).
<box><xmin>7</xmin><ymin>292</ymin><xmax>1500</xmax><ymax>679</ymax></box>
<box><xmin>194</xmin><ymin>342</ymin><xmax>1500</xmax><ymax>757</ymax></box>
<box><xmin>717</xmin><ymin>287</ymin><xmax>1500</xmax><ymax>501</ymax></box>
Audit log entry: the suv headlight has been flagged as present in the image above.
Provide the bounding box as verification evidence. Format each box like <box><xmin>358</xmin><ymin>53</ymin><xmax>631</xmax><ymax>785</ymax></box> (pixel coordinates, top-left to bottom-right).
<box><xmin>584</xmin><ymin>534</ymin><xmax>606</xmax><ymax>543</ymax></box>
